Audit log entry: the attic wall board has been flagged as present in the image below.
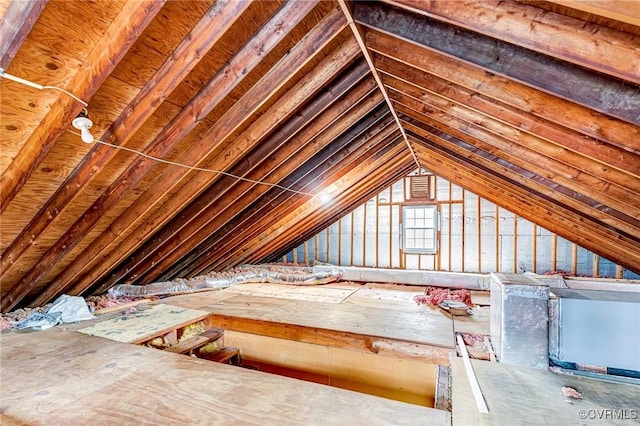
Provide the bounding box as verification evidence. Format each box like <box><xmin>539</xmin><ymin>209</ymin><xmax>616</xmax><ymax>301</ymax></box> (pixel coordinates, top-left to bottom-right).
<box><xmin>286</xmin><ymin>173</ymin><xmax>640</xmax><ymax>280</ymax></box>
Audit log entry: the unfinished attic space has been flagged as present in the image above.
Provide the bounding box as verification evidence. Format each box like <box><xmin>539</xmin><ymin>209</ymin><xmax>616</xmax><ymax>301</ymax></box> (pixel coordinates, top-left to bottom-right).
<box><xmin>1</xmin><ymin>0</ymin><xmax>639</xmax><ymax>423</ymax></box>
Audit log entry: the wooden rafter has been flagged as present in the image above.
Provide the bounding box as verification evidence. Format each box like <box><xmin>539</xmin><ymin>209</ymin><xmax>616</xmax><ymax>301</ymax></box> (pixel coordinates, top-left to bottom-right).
<box><xmin>354</xmin><ymin>1</ymin><xmax>640</xmax><ymax>125</ymax></box>
<box><xmin>0</xmin><ymin>0</ymin><xmax>48</xmax><ymax>68</ymax></box>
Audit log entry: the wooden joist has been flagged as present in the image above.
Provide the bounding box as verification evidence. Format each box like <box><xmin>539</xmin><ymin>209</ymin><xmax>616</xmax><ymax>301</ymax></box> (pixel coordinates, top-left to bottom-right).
<box><xmin>166</xmin><ymin>109</ymin><xmax>398</xmax><ymax>277</ymax></box>
<box><xmin>366</xmin><ymin>29</ymin><xmax>640</xmax><ymax>154</ymax></box>
<box><xmin>93</xmin><ymin>64</ymin><xmax>375</xmax><ymax>291</ymax></box>
<box><xmin>61</xmin><ymin>10</ymin><xmax>352</xmax><ymax>300</ymax></box>
<box><xmin>164</xmin><ymin>328</ymin><xmax>224</xmax><ymax>355</ymax></box>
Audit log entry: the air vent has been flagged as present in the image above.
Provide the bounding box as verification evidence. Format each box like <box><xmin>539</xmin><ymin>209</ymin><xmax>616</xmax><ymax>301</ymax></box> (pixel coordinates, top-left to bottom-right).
<box><xmin>410</xmin><ymin>175</ymin><xmax>431</xmax><ymax>200</ymax></box>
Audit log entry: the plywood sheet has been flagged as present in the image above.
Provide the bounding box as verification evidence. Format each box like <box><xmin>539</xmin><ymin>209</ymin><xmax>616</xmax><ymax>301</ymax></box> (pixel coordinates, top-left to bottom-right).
<box><xmin>341</xmin><ymin>284</ymin><xmax>426</xmax><ymax>311</ymax></box>
<box><xmin>0</xmin><ymin>328</ymin><xmax>450</xmax><ymax>425</ymax></box>
<box><xmin>453</xmin><ymin>306</ymin><xmax>490</xmax><ymax>336</ymax></box>
<box><xmin>76</xmin><ymin>303</ymin><xmax>209</xmax><ymax>343</ymax></box>
<box><xmin>179</xmin><ymin>293</ymin><xmax>454</xmax><ymax>348</ymax></box>
<box><xmin>451</xmin><ymin>357</ymin><xmax>640</xmax><ymax>425</ymax></box>
<box><xmin>222</xmin><ymin>282</ymin><xmax>360</xmax><ymax>303</ymax></box>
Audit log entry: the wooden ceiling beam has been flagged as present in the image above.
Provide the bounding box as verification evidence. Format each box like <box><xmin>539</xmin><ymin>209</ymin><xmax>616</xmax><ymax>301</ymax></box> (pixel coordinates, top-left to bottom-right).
<box><xmin>366</xmin><ymin>29</ymin><xmax>639</xmax><ymax>154</ymax></box>
<box><xmin>392</xmin><ymin>93</ymin><xmax>640</xmax><ymax>221</ymax></box>
<box><xmin>174</xmin><ymin>118</ymin><xmax>399</xmax><ymax>278</ymax></box>
<box><xmin>401</xmin><ymin>115</ymin><xmax>640</xmax><ymax>244</ymax></box>
<box><xmin>198</xmin><ymin>128</ymin><xmax>403</xmax><ymax>275</ymax></box>
<box><xmin>382</xmin><ymin>0</ymin><xmax>640</xmax><ymax>84</ymax></box>
<box><xmin>355</xmin><ymin>3</ymin><xmax>640</xmax><ymax>126</ymax></box>
<box><xmin>61</xmin><ymin>20</ymin><xmax>355</xmax><ymax>300</ymax></box>
<box><xmin>376</xmin><ymin>55</ymin><xmax>640</xmax><ymax>179</ymax></box>
<box><xmin>231</xmin><ymin>146</ymin><xmax>413</xmax><ymax>267</ymax></box>
<box><xmin>1</xmin><ymin>0</ymin><xmax>254</xmax><ymax>277</ymax></box>
<box><xmin>0</xmin><ymin>0</ymin><xmax>165</xmax><ymax>215</ymax></box>
<box><xmin>87</xmin><ymin>64</ymin><xmax>376</xmax><ymax>294</ymax></box>
<box><xmin>10</xmin><ymin>3</ymin><xmax>340</xmax><ymax>312</ymax></box>
<box><xmin>410</xmin><ymin>138</ymin><xmax>640</xmax><ymax>273</ymax></box>
<box><xmin>0</xmin><ymin>0</ymin><xmax>48</xmax><ymax>68</ymax></box>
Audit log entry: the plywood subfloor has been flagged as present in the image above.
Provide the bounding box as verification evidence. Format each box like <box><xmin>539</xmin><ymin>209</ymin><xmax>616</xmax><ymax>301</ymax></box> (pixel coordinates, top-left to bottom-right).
<box><xmin>452</xmin><ymin>357</ymin><xmax>640</xmax><ymax>425</ymax></box>
<box><xmin>164</xmin><ymin>283</ymin><xmax>455</xmax><ymax>348</ymax></box>
<box><xmin>76</xmin><ymin>303</ymin><xmax>209</xmax><ymax>343</ymax></box>
<box><xmin>0</xmin><ymin>328</ymin><xmax>450</xmax><ymax>425</ymax></box>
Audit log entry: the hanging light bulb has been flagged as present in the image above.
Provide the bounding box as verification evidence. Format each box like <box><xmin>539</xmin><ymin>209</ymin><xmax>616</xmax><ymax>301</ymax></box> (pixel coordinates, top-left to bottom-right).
<box><xmin>72</xmin><ymin>111</ymin><xmax>94</xmax><ymax>143</ymax></box>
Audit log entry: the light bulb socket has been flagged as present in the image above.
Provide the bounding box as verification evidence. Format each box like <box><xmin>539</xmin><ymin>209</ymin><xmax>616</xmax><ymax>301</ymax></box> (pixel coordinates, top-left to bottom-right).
<box><xmin>72</xmin><ymin>112</ymin><xmax>94</xmax><ymax>143</ymax></box>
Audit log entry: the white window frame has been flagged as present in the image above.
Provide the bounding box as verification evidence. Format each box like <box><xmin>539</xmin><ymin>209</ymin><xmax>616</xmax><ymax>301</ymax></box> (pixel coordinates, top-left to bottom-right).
<box><xmin>402</xmin><ymin>204</ymin><xmax>438</xmax><ymax>254</ymax></box>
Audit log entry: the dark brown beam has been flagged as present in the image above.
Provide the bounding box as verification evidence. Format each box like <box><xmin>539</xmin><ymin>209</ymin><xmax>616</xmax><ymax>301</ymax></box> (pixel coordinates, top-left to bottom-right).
<box><xmin>376</xmin><ymin>55</ymin><xmax>640</xmax><ymax>179</ymax></box>
<box><xmin>354</xmin><ymin>1</ymin><xmax>640</xmax><ymax>125</ymax></box>
<box><xmin>0</xmin><ymin>0</ymin><xmax>48</xmax><ymax>68</ymax></box>
<box><xmin>383</xmin><ymin>0</ymin><xmax>640</xmax><ymax>84</ymax></box>
<box><xmin>1</xmin><ymin>0</ymin><xmax>254</xmax><ymax>277</ymax></box>
<box><xmin>400</xmin><ymin>112</ymin><xmax>640</xmax><ymax>238</ymax></box>
<box><xmin>409</xmin><ymin>136</ymin><xmax>640</xmax><ymax>274</ymax></box>
<box><xmin>236</xmin><ymin>146</ymin><xmax>413</xmax><ymax>267</ymax></box>
<box><xmin>163</xmin><ymin>113</ymin><xmax>398</xmax><ymax>280</ymax></box>
<box><xmin>386</xmin><ymin>84</ymin><xmax>640</xmax><ymax>222</ymax></box>
<box><xmin>366</xmin><ymin>29</ymin><xmax>639</xmax><ymax>154</ymax></box>
<box><xmin>263</xmin><ymin>152</ymin><xmax>413</xmax><ymax>263</ymax></box>
<box><xmin>0</xmin><ymin>0</ymin><xmax>165</xmax><ymax>215</ymax></box>
<box><xmin>196</xmin><ymin>126</ymin><xmax>403</xmax><ymax>275</ymax></box>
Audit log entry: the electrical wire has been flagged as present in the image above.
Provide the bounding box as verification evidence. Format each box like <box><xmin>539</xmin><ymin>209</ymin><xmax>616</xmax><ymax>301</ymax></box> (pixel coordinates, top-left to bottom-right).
<box><xmin>43</xmin><ymin>86</ymin><xmax>88</xmax><ymax>106</ymax></box>
<box><xmin>67</xmin><ymin>130</ymin><xmax>315</xmax><ymax>196</ymax></box>
<box><xmin>0</xmin><ymin>69</ymin><xmax>88</xmax><ymax>106</ymax></box>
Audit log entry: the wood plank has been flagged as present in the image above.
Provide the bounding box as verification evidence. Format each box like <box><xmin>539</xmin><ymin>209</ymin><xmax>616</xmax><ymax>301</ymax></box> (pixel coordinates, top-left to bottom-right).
<box><xmin>552</xmin><ymin>0</ymin><xmax>640</xmax><ymax>27</ymax></box>
<box><xmin>164</xmin><ymin>327</ymin><xmax>224</xmax><ymax>354</ymax></box>
<box><xmin>354</xmin><ymin>1</ymin><xmax>640</xmax><ymax>125</ymax></box>
<box><xmin>76</xmin><ymin>304</ymin><xmax>209</xmax><ymax>344</ymax></box>
<box><xmin>451</xmin><ymin>357</ymin><xmax>640</xmax><ymax>425</ymax></box>
<box><xmin>234</xmin><ymin>147</ymin><xmax>414</xmax><ymax>269</ymax></box>
<box><xmin>194</xmin><ymin>130</ymin><xmax>406</xmax><ymax>273</ymax></box>
<box><xmin>167</xmin><ymin>107</ymin><xmax>397</xmax><ymax>278</ymax></box>
<box><xmin>0</xmin><ymin>0</ymin><xmax>253</xmax><ymax>279</ymax></box>
<box><xmin>0</xmin><ymin>0</ymin><xmax>165</xmax><ymax>215</ymax></box>
<box><xmin>143</xmin><ymin>98</ymin><xmax>390</xmax><ymax>282</ymax></box>
<box><xmin>384</xmin><ymin>0</ymin><xmax>640</xmax><ymax>84</ymax></box>
<box><xmin>0</xmin><ymin>328</ymin><xmax>450</xmax><ymax>425</ymax></box>
<box><xmin>0</xmin><ymin>0</ymin><xmax>48</xmax><ymax>68</ymax></box>
<box><xmin>377</xmin><ymin>55</ymin><xmax>640</xmax><ymax>179</ymax></box>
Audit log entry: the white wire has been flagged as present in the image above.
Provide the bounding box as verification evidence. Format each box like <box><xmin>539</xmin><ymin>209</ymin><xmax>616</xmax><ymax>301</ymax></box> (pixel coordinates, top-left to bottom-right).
<box><xmin>67</xmin><ymin>130</ymin><xmax>314</xmax><ymax>196</ymax></box>
<box><xmin>43</xmin><ymin>85</ymin><xmax>88</xmax><ymax>106</ymax></box>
